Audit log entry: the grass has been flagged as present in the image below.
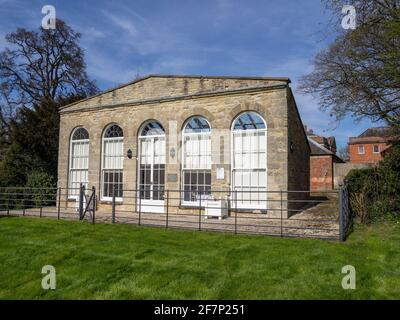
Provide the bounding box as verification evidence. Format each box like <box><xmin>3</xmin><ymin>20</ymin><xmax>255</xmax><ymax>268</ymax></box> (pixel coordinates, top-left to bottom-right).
<box><xmin>0</xmin><ymin>216</ymin><xmax>399</xmax><ymax>299</ymax></box>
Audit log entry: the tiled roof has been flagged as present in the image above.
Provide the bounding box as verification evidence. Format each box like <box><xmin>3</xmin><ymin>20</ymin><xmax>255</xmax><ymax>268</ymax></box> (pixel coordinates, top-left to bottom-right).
<box><xmin>308</xmin><ymin>137</ymin><xmax>333</xmax><ymax>155</ymax></box>
<box><xmin>349</xmin><ymin>127</ymin><xmax>398</xmax><ymax>144</ymax></box>
<box><xmin>358</xmin><ymin>127</ymin><xmax>391</xmax><ymax>138</ymax></box>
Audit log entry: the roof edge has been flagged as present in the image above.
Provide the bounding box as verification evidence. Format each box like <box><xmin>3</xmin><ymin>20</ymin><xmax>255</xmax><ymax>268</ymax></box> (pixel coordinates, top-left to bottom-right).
<box><xmin>308</xmin><ymin>136</ymin><xmax>334</xmax><ymax>155</ymax></box>
<box><xmin>59</xmin><ymin>74</ymin><xmax>291</xmax><ymax>111</ymax></box>
<box><xmin>60</xmin><ymin>83</ymin><xmax>288</xmax><ymax>115</ymax></box>
<box><xmin>287</xmin><ymin>88</ymin><xmax>311</xmax><ymax>153</ymax></box>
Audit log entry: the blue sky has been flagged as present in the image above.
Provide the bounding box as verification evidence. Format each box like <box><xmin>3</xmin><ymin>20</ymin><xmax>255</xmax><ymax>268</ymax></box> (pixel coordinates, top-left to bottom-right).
<box><xmin>0</xmin><ymin>0</ymin><xmax>381</xmax><ymax>148</ymax></box>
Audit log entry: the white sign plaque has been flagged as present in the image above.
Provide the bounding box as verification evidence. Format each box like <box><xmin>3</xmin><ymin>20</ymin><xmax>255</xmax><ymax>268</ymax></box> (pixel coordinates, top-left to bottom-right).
<box><xmin>216</xmin><ymin>167</ymin><xmax>224</xmax><ymax>180</ymax></box>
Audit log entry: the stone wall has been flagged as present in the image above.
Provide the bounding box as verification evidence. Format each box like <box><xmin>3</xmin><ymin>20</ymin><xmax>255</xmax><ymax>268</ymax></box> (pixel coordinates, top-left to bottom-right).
<box><xmin>60</xmin><ymin>75</ymin><xmax>289</xmax><ymax>113</ymax></box>
<box><xmin>58</xmin><ymin>80</ymin><xmax>287</xmax><ymax>215</ymax></box>
<box><xmin>334</xmin><ymin>162</ymin><xmax>374</xmax><ymax>188</ymax></box>
<box><xmin>286</xmin><ymin>88</ymin><xmax>310</xmax><ymax>215</ymax></box>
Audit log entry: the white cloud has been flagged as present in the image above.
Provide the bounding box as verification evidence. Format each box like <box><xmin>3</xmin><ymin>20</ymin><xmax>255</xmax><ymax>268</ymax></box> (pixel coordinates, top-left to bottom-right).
<box><xmin>101</xmin><ymin>9</ymin><xmax>176</xmax><ymax>55</ymax></box>
<box><xmin>85</xmin><ymin>49</ymin><xmax>138</xmax><ymax>84</ymax></box>
<box><xmin>83</xmin><ymin>27</ymin><xmax>106</xmax><ymax>39</ymax></box>
<box><xmin>103</xmin><ymin>11</ymin><xmax>138</xmax><ymax>37</ymax></box>
<box><xmin>0</xmin><ymin>0</ymin><xmax>17</xmax><ymax>5</ymax></box>
<box><xmin>139</xmin><ymin>57</ymin><xmax>206</xmax><ymax>76</ymax></box>
<box><xmin>214</xmin><ymin>0</ymin><xmax>231</xmax><ymax>25</ymax></box>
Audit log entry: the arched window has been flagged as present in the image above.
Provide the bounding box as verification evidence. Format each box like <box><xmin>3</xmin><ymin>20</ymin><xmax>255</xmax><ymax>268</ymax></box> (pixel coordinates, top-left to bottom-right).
<box><xmin>182</xmin><ymin>117</ymin><xmax>211</xmax><ymax>204</ymax></box>
<box><xmin>69</xmin><ymin>128</ymin><xmax>89</xmax><ymax>198</ymax></box>
<box><xmin>138</xmin><ymin>121</ymin><xmax>166</xmax><ymax>213</ymax></box>
<box><xmin>232</xmin><ymin>112</ymin><xmax>267</xmax><ymax>208</ymax></box>
<box><xmin>101</xmin><ymin>124</ymin><xmax>124</xmax><ymax>200</ymax></box>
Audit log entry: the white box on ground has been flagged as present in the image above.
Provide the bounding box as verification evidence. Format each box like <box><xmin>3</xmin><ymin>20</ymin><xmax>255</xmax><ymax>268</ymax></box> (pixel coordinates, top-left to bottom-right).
<box><xmin>204</xmin><ymin>199</ymin><xmax>228</xmax><ymax>220</ymax></box>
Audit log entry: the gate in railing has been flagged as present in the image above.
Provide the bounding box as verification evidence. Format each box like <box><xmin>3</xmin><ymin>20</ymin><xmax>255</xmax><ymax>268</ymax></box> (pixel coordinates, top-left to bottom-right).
<box><xmin>339</xmin><ymin>184</ymin><xmax>352</xmax><ymax>241</ymax></box>
<box><xmin>78</xmin><ymin>185</ymin><xmax>96</xmax><ymax>224</ymax></box>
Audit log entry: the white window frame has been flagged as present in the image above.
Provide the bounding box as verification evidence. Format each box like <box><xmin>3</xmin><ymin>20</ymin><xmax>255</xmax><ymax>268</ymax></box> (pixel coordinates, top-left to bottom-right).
<box><xmin>373</xmin><ymin>145</ymin><xmax>380</xmax><ymax>153</ymax></box>
<box><xmin>138</xmin><ymin>134</ymin><xmax>166</xmax><ymax>200</ymax></box>
<box><xmin>137</xmin><ymin>121</ymin><xmax>166</xmax><ymax>213</ymax></box>
<box><xmin>231</xmin><ymin>112</ymin><xmax>267</xmax><ymax>210</ymax></box>
<box><xmin>68</xmin><ymin>128</ymin><xmax>89</xmax><ymax>200</ymax></box>
<box><xmin>358</xmin><ymin>145</ymin><xmax>365</xmax><ymax>155</ymax></box>
<box><xmin>181</xmin><ymin>118</ymin><xmax>212</xmax><ymax>206</ymax></box>
<box><xmin>101</xmin><ymin>125</ymin><xmax>124</xmax><ymax>202</ymax></box>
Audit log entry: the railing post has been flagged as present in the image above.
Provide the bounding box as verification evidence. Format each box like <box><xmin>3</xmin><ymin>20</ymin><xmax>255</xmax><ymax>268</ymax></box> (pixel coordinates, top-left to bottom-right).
<box><xmin>22</xmin><ymin>188</ymin><xmax>26</xmax><ymax>216</ymax></box>
<box><xmin>166</xmin><ymin>190</ymin><xmax>169</xmax><ymax>229</ymax></box>
<box><xmin>78</xmin><ymin>184</ymin><xmax>84</xmax><ymax>220</ymax></box>
<box><xmin>280</xmin><ymin>190</ymin><xmax>283</xmax><ymax>237</ymax></box>
<box><xmin>138</xmin><ymin>187</ymin><xmax>141</xmax><ymax>226</ymax></box>
<box><xmin>112</xmin><ymin>185</ymin><xmax>116</xmax><ymax>224</ymax></box>
<box><xmin>6</xmin><ymin>191</ymin><xmax>10</xmax><ymax>216</ymax></box>
<box><xmin>235</xmin><ymin>190</ymin><xmax>238</xmax><ymax>234</ymax></box>
<box><xmin>92</xmin><ymin>186</ymin><xmax>96</xmax><ymax>224</ymax></box>
<box><xmin>198</xmin><ymin>193</ymin><xmax>202</xmax><ymax>231</ymax></box>
<box><xmin>234</xmin><ymin>191</ymin><xmax>238</xmax><ymax>235</ymax></box>
<box><xmin>40</xmin><ymin>207</ymin><xmax>42</xmax><ymax>218</ymax></box>
<box><xmin>339</xmin><ymin>187</ymin><xmax>344</xmax><ymax>242</ymax></box>
<box><xmin>57</xmin><ymin>187</ymin><xmax>61</xmax><ymax>220</ymax></box>
<box><xmin>227</xmin><ymin>190</ymin><xmax>231</xmax><ymax>217</ymax></box>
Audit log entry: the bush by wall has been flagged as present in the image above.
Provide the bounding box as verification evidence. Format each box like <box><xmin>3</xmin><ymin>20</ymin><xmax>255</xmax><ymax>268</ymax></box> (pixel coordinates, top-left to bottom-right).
<box><xmin>25</xmin><ymin>170</ymin><xmax>57</xmax><ymax>208</ymax></box>
<box><xmin>346</xmin><ymin>144</ymin><xmax>400</xmax><ymax>223</ymax></box>
<box><xmin>0</xmin><ymin>170</ymin><xmax>56</xmax><ymax>210</ymax></box>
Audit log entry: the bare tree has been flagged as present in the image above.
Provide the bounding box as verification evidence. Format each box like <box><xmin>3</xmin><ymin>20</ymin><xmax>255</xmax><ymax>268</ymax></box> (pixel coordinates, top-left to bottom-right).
<box><xmin>0</xmin><ymin>109</ymin><xmax>9</xmax><ymax>160</ymax></box>
<box><xmin>337</xmin><ymin>146</ymin><xmax>349</xmax><ymax>161</ymax></box>
<box><xmin>299</xmin><ymin>0</ymin><xmax>400</xmax><ymax>126</ymax></box>
<box><xmin>0</xmin><ymin>19</ymin><xmax>98</xmax><ymax>119</ymax></box>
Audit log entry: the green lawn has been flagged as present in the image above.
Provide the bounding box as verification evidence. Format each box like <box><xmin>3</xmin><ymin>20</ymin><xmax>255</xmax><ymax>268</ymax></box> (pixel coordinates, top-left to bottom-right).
<box><xmin>0</xmin><ymin>217</ymin><xmax>399</xmax><ymax>299</ymax></box>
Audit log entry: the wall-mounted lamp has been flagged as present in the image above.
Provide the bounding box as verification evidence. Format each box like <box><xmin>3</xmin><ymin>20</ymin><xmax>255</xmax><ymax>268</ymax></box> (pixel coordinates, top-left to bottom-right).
<box><xmin>290</xmin><ymin>142</ymin><xmax>295</xmax><ymax>153</ymax></box>
<box><xmin>127</xmin><ymin>149</ymin><xmax>133</xmax><ymax>159</ymax></box>
<box><xmin>170</xmin><ymin>147</ymin><xmax>176</xmax><ymax>159</ymax></box>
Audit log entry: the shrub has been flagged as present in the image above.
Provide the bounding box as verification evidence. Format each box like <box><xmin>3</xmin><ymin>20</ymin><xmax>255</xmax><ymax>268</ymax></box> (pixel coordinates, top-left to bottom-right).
<box><xmin>346</xmin><ymin>143</ymin><xmax>400</xmax><ymax>223</ymax></box>
<box><xmin>25</xmin><ymin>171</ymin><xmax>57</xmax><ymax>208</ymax></box>
<box><xmin>347</xmin><ymin>168</ymin><xmax>377</xmax><ymax>223</ymax></box>
<box><xmin>348</xmin><ymin>192</ymin><xmax>369</xmax><ymax>223</ymax></box>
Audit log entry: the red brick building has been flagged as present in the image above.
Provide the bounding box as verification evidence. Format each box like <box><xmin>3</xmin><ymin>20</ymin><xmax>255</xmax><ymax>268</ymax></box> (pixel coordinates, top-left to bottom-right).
<box><xmin>348</xmin><ymin>127</ymin><xmax>393</xmax><ymax>164</ymax></box>
<box><xmin>306</xmin><ymin>128</ymin><xmax>344</xmax><ymax>191</ymax></box>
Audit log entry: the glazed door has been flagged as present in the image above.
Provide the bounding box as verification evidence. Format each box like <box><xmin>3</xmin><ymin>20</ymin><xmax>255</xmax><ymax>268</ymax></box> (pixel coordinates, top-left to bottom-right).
<box><xmin>138</xmin><ymin>136</ymin><xmax>165</xmax><ymax>213</ymax></box>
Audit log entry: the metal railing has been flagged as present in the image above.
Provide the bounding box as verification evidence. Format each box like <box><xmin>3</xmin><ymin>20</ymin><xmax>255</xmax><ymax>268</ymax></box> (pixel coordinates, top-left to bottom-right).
<box><xmin>0</xmin><ymin>185</ymin><xmax>351</xmax><ymax>241</ymax></box>
<box><xmin>0</xmin><ymin>185</ymin><xmax>96</xmax><ymax>224</ymax></box>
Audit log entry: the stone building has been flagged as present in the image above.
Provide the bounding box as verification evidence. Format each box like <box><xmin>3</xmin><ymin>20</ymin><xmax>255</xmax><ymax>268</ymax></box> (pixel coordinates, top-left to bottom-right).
<box><xmin>57</xmin><ymin>75</ymin><xmax>310</xmax><ymax>217</ymax></box>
